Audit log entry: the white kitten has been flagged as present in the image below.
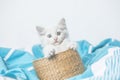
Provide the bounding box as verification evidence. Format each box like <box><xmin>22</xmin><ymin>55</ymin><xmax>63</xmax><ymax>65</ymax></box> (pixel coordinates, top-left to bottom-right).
<box><xmin>36</xmin><ymin>18</ymin><xmax>77</xmax><ymax>58</ymax></box>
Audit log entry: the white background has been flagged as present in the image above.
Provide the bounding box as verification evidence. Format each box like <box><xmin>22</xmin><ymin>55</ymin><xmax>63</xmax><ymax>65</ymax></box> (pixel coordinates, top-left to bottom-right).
<box><xmin>0</xmin><ymin>0</ymin><xmax>120</xmax><ymax>50</ymax></box>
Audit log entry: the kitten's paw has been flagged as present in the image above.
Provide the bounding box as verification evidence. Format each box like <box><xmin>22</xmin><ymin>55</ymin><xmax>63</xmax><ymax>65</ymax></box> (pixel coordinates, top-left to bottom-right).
<box><xmin>67</xmin><ymin>42</ymin><xmax>77</xmax><ymax>50</ymax></box>
<box><xmin>44</xmin><ymin>48</ymin><xmax>55</xmax><ymax>58</ymax></box>
<box><xmin>47</xmin><ymin>48</ymin><xmax>55</xmax><ymax>58</ymax></box>
<box><xmin>43</xmin><ymin>45</ymin><xmax>56</xmax><ymax>58</ymax></box>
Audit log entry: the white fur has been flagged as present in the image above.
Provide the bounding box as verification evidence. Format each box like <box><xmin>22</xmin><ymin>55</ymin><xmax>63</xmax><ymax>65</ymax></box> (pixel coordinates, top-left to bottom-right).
<box><xmin>36</xmin><ymin>18</ymin><xmax>77</xmax><ymax>58</ymax></box>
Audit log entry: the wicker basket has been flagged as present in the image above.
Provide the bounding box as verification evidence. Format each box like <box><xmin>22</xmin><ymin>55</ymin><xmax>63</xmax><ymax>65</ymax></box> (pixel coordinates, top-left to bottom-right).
<box><xmin>33</xmin><ymin>49</ymin><xmax>84</xmax><ymax>80</ymax></box>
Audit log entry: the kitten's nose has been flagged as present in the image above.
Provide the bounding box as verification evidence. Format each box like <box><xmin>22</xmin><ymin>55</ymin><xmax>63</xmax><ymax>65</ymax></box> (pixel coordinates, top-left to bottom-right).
<box><xmin>54</xmin><ymin>37</ymin><xmax>58</xmax><ymax>41</ymax></box>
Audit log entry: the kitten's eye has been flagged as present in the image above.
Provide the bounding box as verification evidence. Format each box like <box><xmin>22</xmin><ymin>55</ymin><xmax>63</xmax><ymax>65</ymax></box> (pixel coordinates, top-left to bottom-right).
<box><xmin>57</xmin><ymin>31</ymin><xmax>61</xmax><ymax>36</ymax></box>
<box><xmin>47</xmin><ymin>34</ymin><xmax>52</xmax><ymax>38</ymax></box>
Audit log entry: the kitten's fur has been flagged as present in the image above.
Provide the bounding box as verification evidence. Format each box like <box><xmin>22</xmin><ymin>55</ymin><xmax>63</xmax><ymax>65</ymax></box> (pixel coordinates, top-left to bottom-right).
<box><xmin>36</xmin><ymin>18</ymin><xmax>77</xmax><ymax>58</ymax></box>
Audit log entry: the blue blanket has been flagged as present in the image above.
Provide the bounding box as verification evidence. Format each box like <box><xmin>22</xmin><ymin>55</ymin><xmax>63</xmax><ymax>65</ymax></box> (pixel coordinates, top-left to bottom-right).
<box><xmin>0</xmin><ymin>38</ymin><xmax>120</xmax><ymax>80</ymax></box>
<box><xmin>0</xmin><ymin>48</ymin><xmax>38</xmax><ymax>80</ymax></box>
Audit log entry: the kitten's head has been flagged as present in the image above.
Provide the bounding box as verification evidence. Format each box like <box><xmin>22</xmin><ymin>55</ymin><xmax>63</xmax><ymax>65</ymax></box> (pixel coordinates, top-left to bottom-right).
<box><xmin>36</xmin><ymin>18</ymin><xmax>68</xmax><ymax>47</ymax></box>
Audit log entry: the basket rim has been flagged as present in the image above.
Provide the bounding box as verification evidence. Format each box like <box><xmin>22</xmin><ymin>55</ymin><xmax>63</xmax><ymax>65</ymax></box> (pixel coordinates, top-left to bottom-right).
<box><xmin>34</xmin><ymin>49</ymin><xmax>77</xmax><ymax>61</ymax></box>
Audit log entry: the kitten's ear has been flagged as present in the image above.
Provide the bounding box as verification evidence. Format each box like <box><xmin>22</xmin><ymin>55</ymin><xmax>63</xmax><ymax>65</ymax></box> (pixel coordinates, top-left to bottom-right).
<box><xmin>36</xmin><ymin>26</ymin><xmax>45</xmax><ymax>35</ymax></box>
<box><xmin>58</xmin><ymin>18</ymin><xmax>66</xmax><ymax>30</ymax></box>
<box><xmin>59</xmin><ymin>18</ymin><xmax>66</xmax><ymax>25</ymax></box>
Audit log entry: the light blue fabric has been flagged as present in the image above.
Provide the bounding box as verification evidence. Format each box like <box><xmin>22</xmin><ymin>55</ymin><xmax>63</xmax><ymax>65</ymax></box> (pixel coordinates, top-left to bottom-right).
<box><xmin>32</xmin><ymin>45</ymin><xmax>43</xmax><ymax>59</ymax></box>
<box><xmin>69</xmin><ymin>47</ymin><xmax>120</xmax><ymax>80</ymax></box>
<box><xmin>68</xmin><ymin>39</ymin><xmax>120</xmax><ymax>80</ymax></box>
<box><xmin>0</xmin><ymin>56</ymin><xmax>7</xmax><ymax>74</ymax></box>
<box><xmin>0</xmin><ymin>38</ymin><xmax>120</xmax><ymax>80</ymax></box>
<box><xmin>0</xmin><ymin>47</ymin><xmax>39</xmax><ymax>80</ymax></box>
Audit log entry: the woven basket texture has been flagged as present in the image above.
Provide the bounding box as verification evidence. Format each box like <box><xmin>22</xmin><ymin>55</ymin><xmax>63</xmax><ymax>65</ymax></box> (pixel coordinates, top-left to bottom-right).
<box><xmin>33</xmin><ymin>49</ymin><xmax>84</xmax><ymax>80</ymax></box>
